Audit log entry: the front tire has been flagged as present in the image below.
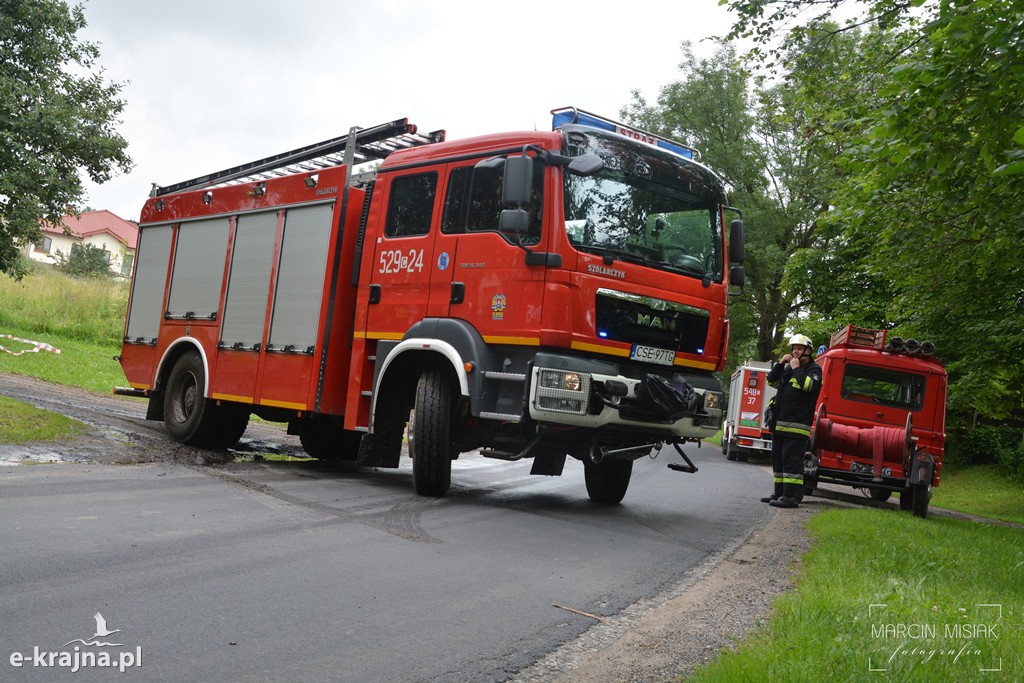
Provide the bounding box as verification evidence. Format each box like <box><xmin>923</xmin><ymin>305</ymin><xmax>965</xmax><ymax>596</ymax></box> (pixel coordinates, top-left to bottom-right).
<box><xmin>584</xmin><ymin>458</ymin><xmax>633</xmax><ymax>505</ymax></box>
<box><xmin>411</xmin><ymin>370</ymin><xmax>454</xmax><ymax>497</ymax></box>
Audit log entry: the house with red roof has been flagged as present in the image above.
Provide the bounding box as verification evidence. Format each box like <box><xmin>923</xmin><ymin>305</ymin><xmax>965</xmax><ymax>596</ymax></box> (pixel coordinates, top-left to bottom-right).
<box><xmin>27</xmin><ymin>210</ymin><xmax>139</xmax><ymax>277</ymax></box>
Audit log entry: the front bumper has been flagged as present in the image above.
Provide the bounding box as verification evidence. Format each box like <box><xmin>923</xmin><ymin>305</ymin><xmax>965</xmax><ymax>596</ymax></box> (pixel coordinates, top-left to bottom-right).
<box><xmin>527</xmin><ymin>360</ymin><xmax>722</xmax><ymax>439</ymax></box>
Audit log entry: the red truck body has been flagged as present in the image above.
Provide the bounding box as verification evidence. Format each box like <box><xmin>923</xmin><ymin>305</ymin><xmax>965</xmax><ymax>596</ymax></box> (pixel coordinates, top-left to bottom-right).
<box><xmin>117</xmin><ymin>109</ymin><xmax>745</xmax><ymax>504</ymax></box>
<box><xmin>806</xmin><ymin>326</ymin><xmax>947</xmax><ymax>516</ymax></box>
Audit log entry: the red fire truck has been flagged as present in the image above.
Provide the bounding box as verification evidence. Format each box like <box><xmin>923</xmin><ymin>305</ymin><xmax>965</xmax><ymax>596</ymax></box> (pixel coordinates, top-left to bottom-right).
<box><xmin>804</xmin><ymin>326</ymin><xmax>947</xmax><ymax>517</ymax></box>
<box><xmin>721</xmin><ymin>361</ymin><xmax>776</xmax><ymax>461</ymax></box>
<box><xmin>116</xmin><ymin>108</ymin><xmax>745</xmax><ymax>503</ymax></box>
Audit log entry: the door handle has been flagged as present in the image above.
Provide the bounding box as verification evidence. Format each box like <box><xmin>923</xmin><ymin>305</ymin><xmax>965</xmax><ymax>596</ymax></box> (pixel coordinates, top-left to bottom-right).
<box><xmin>368</xmin><ymin>283</ymin><xmax>382</xmax><ymax>304</ymax></box>
<box><xmin>450</xmin><ymin>282</ymin><xmax>465</xmax><ymax>304</ymax></box>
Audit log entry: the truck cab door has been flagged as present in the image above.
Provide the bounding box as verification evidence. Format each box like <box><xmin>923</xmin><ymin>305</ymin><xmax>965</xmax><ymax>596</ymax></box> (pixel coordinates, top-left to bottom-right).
<box><xmin>364</xmin><ymin>168</ymin><xmax>443</xmax><ymax>339</ymax></box>
<box><xmin>429</xmin><ymin>160</ymin><xmax>548</xmax><ymax>343</ymax></box>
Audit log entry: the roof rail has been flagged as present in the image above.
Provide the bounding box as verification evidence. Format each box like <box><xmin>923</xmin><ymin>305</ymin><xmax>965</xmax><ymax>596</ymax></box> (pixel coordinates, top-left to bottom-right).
<box><xmin>151</xmin><ymin>118</ymin><xmax>445</xmax><ymax>197</ymax></box>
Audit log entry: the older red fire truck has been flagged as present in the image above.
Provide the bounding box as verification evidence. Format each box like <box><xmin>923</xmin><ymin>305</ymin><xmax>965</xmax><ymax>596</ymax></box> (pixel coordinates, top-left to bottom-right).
<box><xmin>117</xmin><ymin>108</ymin><xmax>745</xmax><ymax>503</ymax></box>
<box><xmin>804</xmin><ymin>326</ymin><xmax>947</xmax><ymax>517</ymax></box>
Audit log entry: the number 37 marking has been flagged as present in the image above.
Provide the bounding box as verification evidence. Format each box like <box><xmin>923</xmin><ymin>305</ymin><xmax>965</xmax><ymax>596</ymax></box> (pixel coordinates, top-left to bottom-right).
<box><xmin>378</xmin><ymin>249</ymin><xmax>424</xmax><ymax>274</ymax></box>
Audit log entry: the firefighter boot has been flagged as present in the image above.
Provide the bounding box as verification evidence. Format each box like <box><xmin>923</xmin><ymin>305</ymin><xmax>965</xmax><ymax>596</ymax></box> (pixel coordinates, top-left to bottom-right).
<box><xmin>769</xmin><ymin>496</ymin><xmax>799</xmax><ymax>509</ymax></box>
<box><xmin>760</xmin><ymin>494</ymin><xmax>779</xmax><ymax>503</ymax></box>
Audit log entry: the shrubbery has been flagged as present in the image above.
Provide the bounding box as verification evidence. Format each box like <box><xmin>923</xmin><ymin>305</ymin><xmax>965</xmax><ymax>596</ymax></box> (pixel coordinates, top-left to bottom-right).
<box><xmin>945</xmin><ymin>425</ymin><xmax>1024</xmax><ymax>483</ymax></box>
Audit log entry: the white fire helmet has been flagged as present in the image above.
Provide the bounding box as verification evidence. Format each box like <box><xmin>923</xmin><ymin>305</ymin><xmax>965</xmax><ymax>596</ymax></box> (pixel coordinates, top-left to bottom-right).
<box><xmin>788</xmin><ymin>334</ymin><xmax>814</xmax><ymax>351</ymax></box>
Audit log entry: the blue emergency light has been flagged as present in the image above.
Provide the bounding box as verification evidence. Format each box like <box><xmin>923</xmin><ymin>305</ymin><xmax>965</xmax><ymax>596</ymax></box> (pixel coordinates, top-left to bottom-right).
<box><xmin>551</xmin><ymin>107</ymin><xmax>697</xmax><ymax>160</ymax></box>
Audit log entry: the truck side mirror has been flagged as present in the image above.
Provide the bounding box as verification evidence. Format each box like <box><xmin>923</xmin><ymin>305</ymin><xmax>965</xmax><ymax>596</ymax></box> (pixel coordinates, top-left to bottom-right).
<box><xmin>729</xmin><ymin>219</ymin><xmax>745</xmax><ymax>264</ymax></box>
<box><xmin>502</xmin><ymin>155</ymin><xmax>533</xmax><ymax>207</ymax></box>
<box><xmin>498</xmin><ymin>209</ymin><xmax>530</xmax><ymax>235</ymax></box>
<box><xmin>730</xmin><ymin>265</ymin><xmax>745</xmax><ymax>288</ymax></box>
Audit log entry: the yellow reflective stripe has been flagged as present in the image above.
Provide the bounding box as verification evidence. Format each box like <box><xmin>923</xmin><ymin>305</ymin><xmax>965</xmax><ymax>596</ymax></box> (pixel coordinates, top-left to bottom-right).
<box><xmin>776</xmin><ymin>425</ymin><xmax>811</xmax><ymax>437</ymax></box>
<box><xmin>781</xmin><ymin>477</ymin><xmax>803</xmax><ymax>485</ymax></box>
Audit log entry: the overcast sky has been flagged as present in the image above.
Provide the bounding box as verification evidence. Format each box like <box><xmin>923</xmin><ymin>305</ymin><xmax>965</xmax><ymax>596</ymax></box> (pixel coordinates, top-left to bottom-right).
<box><xmin>78</xmin><ymin>0</ymin><xmax>740</xmax><ymax>221</ymax></box>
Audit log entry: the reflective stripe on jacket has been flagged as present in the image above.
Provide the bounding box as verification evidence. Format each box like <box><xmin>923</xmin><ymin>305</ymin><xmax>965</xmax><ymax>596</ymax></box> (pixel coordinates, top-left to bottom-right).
<box><xmin>767</xmin><ymin>358</ymin><xmax>822</xmax><ymax>435</ymax></box>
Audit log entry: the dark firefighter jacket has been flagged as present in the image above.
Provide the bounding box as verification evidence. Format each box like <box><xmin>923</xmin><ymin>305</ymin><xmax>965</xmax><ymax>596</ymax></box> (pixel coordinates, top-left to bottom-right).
<box><xmin>766</xmin><ymin>358</ymin><xmax>823</xmax><ymax>437</ymax></box>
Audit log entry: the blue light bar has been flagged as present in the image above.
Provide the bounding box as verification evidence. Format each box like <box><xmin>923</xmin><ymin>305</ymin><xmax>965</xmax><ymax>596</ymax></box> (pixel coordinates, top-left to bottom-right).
<box><xmin>552</xmin><ymin>107</ymin><xmax>697</xmax><ymax>160</ymax></box>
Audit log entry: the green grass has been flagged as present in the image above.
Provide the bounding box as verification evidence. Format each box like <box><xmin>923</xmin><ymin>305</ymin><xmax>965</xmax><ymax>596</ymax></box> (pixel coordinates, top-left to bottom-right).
<box><xmin>0</xmin><ymin>267</ymin><xmax>128</xmax><ymax>344</ymax></box>
<box><xmin>0</xmin><ymin>394</ymin><xmax>87</xmax><ymax>443</ymax></box>
<box><xmin>689</xmin><ymin>507</ymin><xmax>1023</xmax><ymax>682</ymax></box>
<box><xmin>0</xmin><ymin>325</ymin><xmax>126</xmax><ymax>394</ymax></box>
<box><xmin>931</xmin><ymin>465</ymin><xmax>1024</xmax><ymax>525</ymax></box>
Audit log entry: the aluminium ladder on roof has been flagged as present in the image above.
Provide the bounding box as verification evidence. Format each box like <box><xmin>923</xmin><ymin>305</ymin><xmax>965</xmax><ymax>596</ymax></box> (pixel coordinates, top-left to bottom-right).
<box><xmin>151</xmin><ymin>118</ymin><xmax>446</xmax><ymax>197</ymax></box>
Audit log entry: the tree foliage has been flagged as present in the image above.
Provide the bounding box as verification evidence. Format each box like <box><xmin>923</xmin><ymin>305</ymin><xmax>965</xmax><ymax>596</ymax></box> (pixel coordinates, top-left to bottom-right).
<box><xmin>0</xmin><ymin>0</ymin><xmax>131</xmax><ymax>277</ymax></box>
<box><xmin>723</xmin><ymin>0</ymin><xmax>1024</xmax><ymax>423</ymax></box>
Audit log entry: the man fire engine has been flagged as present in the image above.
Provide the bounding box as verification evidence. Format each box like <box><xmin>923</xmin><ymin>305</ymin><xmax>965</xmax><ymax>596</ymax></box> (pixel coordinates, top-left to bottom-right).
<box><xmin>116</xmin><ymin>107</ymin><xmax>745</xmax><ymax>504</ymax></box>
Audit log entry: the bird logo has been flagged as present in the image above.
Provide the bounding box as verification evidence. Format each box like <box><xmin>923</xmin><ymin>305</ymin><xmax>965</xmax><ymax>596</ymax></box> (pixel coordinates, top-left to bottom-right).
<box><xmin>63</xmin><ymin>613</ymin><xmax>124</xmax><ymax>647</ymax></box>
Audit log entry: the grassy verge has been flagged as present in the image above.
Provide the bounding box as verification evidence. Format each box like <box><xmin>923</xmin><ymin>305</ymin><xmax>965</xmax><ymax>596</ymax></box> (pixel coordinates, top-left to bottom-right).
<box><xmin>689</xmin><ymin>508</ymin><xmax>1023</xmax><ymax>682</ymax></box>
<box><xmin>0</xmin><ymin>395</ymin><xmax>87</xmax><ymax>443</ymax></box>
<box><xmin>0</xmin><ymin>325</ymin><xmax>125</xmax><ymax>394</ymax></box>
<box><xmin>931</xmin><ymin>465</ymin><xmax>1024</xmax><ymax>525</ymax></box>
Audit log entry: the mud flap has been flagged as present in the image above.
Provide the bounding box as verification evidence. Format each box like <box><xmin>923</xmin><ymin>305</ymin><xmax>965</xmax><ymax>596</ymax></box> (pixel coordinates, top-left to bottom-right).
<box><xmin>909</xmin><ymin>449</ymin><xmax>934</xmax><ymax>486</ymax></box>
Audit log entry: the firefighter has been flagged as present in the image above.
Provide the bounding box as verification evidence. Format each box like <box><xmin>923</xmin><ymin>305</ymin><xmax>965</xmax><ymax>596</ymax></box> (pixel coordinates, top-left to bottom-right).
<box><xmin>761</xmin><ymin>333</ymin><xmax>822</xmax><ymax>508</ymax></box>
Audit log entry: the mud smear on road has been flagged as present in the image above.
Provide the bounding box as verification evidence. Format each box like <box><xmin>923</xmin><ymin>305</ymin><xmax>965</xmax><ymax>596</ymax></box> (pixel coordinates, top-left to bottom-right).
<box><xmin>0</xmin><ymin>373</ymin><xmax>306</xmax><ymax>467</ymax></box>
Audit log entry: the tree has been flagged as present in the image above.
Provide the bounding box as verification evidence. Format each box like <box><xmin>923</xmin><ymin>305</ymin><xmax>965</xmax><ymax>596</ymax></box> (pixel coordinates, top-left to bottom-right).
<box><xmin>622</xmin><ymin>42</ymin><xmax>846</xmax><ymax>368</ymax></box>
<box><xmin>0</xmin><ymin>0</ymin><xmax>131</xmax><ymax>277</ymax></box>
<box><xmin>724</xmin><ymin>0</ymin><xmax>1024</xmax><ymax>422</ymax></box>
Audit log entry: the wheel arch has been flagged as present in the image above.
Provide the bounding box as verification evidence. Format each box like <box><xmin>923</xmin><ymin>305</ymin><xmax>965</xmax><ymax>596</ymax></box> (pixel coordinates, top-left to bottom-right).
<box><xmin>370</xmin><ymin>342</ymin><xmax>466</xmax><ymax>432</ymax></box>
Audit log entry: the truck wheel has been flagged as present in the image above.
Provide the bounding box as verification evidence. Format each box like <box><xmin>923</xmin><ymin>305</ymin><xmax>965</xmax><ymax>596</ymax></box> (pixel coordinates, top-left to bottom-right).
<box><xmin>206</xmin><ymin>403</ymin><xmax>250</xmax><ymax>450</ymax></box>
<box><xmin>584</xmin><ymin>458</ymin><xmax>633</xmax><ymax>504</ymax></box>
<box><xmin>300</xmin><ymin>415</ymin><xmax>361</xmax><ymax>461</ymax></box>
<box><xmin>911</xmin><ymin>482</ymin><xmax>931</xmax><ymax>518</ymax></box>
<box><xmin>870</xmin><ymin>489</ymin><xmax>893</xmax><ymax>503</ymax></box>
<box><xmin>725</xmin><ymin>439</ymin><xmax>737</xmax><ymax>461</ymax></box>
<box><xmin>411</xmin><ymin>370</ymin><xmax>453</xmax><ymax>497</ymax></box>
<box><xmin>803</xmin><ymin>476</ymin><xmax>818</xmax><ymax>497</ymax></box>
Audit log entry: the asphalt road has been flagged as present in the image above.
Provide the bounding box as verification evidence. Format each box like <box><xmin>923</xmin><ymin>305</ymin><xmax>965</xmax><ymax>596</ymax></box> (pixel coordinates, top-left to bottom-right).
<box><xmin>0</xmin><ymin>375</ymin><xmax>771</xmax><ymax>682</ymax></box>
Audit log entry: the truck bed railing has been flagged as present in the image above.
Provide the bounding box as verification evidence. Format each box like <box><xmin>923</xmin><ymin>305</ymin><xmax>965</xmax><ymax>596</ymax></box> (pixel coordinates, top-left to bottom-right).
<box><xmin>151</xmin><ymin>118</ymin><xmax>445</xmax><ymax>197</ymax></box>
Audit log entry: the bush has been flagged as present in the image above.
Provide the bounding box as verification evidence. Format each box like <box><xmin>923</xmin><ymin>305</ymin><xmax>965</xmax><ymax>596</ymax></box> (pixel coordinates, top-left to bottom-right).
<box><xmin>53</xmin><ymin>243</ymin><xmax>114</xmax><ymax>279</ymax></box>
<box><xmin>945</xmin><ymin>425</ymin><xmax>1024</xmax><ymax>482</ymax></box>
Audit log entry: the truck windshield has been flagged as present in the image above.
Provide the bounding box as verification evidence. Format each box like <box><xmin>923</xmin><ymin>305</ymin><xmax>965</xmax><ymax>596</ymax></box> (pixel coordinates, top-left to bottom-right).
<box><xmin>561</xmin><ymin>128</ymin><xmax>724</xmax><ymax>282</ymax></box>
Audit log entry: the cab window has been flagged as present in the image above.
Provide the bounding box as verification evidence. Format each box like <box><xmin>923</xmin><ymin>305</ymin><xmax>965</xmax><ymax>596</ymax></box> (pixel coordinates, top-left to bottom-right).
<box><xmin>840</xmin><ymin>364</ymin><xmax>925</xmax><ymax>411</ymax></box>
<box><xmin>385</xmin><ymin>172</ymin><xmax>437</xmax><ymax>238</ymax></box>
<box><xmin>442</xmin><ymin>163</ymin><xmax>543</xmax><ymax>244</ymax></box>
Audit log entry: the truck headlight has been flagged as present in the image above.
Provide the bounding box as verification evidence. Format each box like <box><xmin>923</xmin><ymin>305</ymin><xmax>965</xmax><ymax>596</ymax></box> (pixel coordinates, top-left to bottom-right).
<box><xmin>703</xmin><ymin>391</ymin><xmax>722</xmax><ymax>410</ymax></box>
<box><xmin>535</xmin><ymin>369</ymin><xmax>591</xmax><ymax>415</ymax></box>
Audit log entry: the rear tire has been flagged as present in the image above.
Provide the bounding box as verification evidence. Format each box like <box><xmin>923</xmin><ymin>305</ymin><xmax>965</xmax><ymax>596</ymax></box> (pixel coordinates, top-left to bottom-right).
<box><xmin>911</xmin><ymin>482</ymin><xmax>931</xmax><ymax>518</ymax></box>
<box><xmin>725</xmin><ymin>439</ymin><xmax>737</xmax><ymax>461</ymax></box>
<box><xmin>870</xmin><ymin>488</ymin><xmax>893</xmax><ymax>503</ymax></box>
<box><xmin>411</xmin><ymin>370</ymin><xmax>453</xmax><ymax>497</ymax></box>
<box><xmin>584</xmin><ymin>458</ymin><xmax>633</xmax><ymax>505</ymax></box>
<box><xmin>163</xmin><ymin>352</ymin><xmax>249</xmax><ymax>449</ymax></box>
<box><xmin>300</xmin><ymin>415</ymin><xmax>361</xmax><ymax>461</ymax></box>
